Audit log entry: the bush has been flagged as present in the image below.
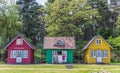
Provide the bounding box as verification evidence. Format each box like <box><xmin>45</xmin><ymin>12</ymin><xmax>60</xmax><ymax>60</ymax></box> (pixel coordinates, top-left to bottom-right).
<box><xmin>73</xmin><ymin>40</ymin><xmax>88</xmax><ymax>63</ymax></box>
<box><xmin>34</xmin><ymin>43</ymin><xmax>46</xmax><ymax>63</ymax></box>
<box><xmin>108</xmin><ymin>36</ymin><xmax>120</xmax><ymax>63</ymax></box>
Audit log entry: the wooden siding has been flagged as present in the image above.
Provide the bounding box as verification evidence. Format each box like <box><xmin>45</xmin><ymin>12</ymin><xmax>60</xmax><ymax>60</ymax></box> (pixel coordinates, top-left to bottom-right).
<box><xmin>7</xmin><ymin>36</ymin><xmax>35</xmax><ymax>64</ymax></box>
<box><xmin>46</xmin><ymin>50</ymin><xmax>52</xmax><ymax>63</ymax></box>
<box><xmin>84</xmin><ymin>36</ymin><xmax>111</xmax><ymax>64</ymax></box>
<box><xmin>67</xmin><ymin>50</ymin><xmax>73</xmax><ymax>63</ymax></box>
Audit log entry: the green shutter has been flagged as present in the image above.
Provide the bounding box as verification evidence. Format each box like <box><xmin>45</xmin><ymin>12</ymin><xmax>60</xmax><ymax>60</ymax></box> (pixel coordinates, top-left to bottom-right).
<box><xmin>67</xmin><ymin>50</ymin><xmax>73</xmax><ymax>63</ymax></box>
<box><xmin>46</xmin><ymin>50</ymin><xmax>52</xmax><ymax>63</ymax></box>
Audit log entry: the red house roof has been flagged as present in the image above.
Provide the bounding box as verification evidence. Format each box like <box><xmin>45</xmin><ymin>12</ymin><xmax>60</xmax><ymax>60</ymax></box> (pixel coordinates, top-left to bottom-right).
<box><xmin>4</xmin><ymin>33</ymin><xmax>36</xmax><ymax>49</ymax></box>
<box><xmin>43</xmin><ymin>37</ymin><xmax>76</xmax><ymax>49</ymax></box>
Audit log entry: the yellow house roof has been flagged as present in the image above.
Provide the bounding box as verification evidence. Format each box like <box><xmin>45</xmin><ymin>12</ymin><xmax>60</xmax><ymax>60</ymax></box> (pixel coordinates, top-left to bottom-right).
<box><xmin>82</xmin><ymin>34</ymin><xmax>113</xmax><ymax>51</ymax></box>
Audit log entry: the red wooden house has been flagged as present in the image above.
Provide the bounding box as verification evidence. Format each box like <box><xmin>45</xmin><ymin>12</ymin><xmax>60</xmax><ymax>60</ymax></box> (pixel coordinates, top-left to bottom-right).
<box><xmin>4</xmin><ymin>34</ymin><xmax>36</xmax><ymax>64</ymax></box>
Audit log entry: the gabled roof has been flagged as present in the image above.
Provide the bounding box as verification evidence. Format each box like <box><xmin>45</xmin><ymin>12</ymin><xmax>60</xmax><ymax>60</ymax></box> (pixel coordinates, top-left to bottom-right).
<box><xmin>82</xmin><ymin>34</ymin><xmax>113</xmax><ymax>51</ymax></box>
<box><xmin>43</xmin><ymin>37</ymin><xmax>76</xmax><ymax>49</ymax></box>
<box><xmin>4</xmin><ymin>33</ymin><xmax>36</xmax><ymax>49</ymax></box>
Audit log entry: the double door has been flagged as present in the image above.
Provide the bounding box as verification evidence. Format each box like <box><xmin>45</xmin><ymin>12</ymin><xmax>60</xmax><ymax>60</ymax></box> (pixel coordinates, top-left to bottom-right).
<box><xmin>52</xmin><ymin>51</ymin><xmax>67</xmax><ymax>64</ymax></box>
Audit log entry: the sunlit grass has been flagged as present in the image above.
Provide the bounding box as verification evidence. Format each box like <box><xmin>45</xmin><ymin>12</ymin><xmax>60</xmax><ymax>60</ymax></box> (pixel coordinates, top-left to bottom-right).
<box><xmin>74</xmin><ymin>64</ymin><xmax>120</xmax><ymax>69</ymax></box>
<box><xmin>0</xmin><ymin>64</ymin><xmax>119</xmax><ymax>73</ymax></box>
<box><xmin>0</xmin><ymin>64</ymin><xmax>66</xmax><ymax>69</ymax></box>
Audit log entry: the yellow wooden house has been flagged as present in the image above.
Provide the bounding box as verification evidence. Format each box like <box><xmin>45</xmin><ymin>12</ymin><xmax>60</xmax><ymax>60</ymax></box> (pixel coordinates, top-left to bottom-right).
<box><xmin>82</xmin><ymin>35</ymin><xmax>113</xmax><ymax>64</ymax></box>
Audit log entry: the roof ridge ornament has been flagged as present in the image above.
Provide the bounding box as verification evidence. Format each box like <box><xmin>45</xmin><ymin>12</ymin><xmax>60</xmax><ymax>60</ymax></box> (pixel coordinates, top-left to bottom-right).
<box><xmin>54</xmin><ymin>40</ymin><xmax>65</xmax><ymax>47</ymax></box>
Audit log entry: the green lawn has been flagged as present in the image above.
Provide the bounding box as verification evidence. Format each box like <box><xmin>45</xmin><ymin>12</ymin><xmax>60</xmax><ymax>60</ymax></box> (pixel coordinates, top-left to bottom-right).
<box><xmin>0</xmin><ymin>64</ymin><xmax>119</xmax><ymax>73</ymax></box>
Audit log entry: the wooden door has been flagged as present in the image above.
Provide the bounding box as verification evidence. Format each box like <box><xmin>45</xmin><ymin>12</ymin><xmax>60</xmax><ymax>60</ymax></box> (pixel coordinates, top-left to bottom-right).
<box><xmin>96</xmin><ymin>50</ymin><xmax>103</xmax><ymax>63</ymax></box>
<box><xmin>16</xmin><ymin>50</ymin><xmax>22</xmax><ymax>63</ymax></box>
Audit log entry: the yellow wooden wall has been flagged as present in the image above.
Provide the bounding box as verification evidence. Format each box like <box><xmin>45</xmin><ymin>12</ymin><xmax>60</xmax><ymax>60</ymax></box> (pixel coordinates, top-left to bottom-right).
<box><xmin>84</xmin><ymin>36</ymin><xmax>111</xmax><ymax>64</ymax></box>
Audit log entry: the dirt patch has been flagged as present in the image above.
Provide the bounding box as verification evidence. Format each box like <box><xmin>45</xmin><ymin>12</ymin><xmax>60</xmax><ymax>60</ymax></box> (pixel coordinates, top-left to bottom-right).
<box><xmin>65</xmin><ymin>64</ymin><xmax>73</xmax><ymax>69</ymax></box>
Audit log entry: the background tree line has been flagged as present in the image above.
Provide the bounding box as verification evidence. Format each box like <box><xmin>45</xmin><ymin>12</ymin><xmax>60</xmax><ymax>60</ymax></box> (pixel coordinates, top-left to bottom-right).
<box><xmin>0</xmin><ymin>0</ymin><xmax>120</xmax><ymax>63</ymax></box>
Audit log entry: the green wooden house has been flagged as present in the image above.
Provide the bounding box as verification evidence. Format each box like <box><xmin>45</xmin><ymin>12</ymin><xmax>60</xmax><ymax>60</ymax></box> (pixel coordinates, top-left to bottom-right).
<box><xmin>43</xmin><ymin>37</ymin><xmax>76</xmax><ymax>64</ymax></box>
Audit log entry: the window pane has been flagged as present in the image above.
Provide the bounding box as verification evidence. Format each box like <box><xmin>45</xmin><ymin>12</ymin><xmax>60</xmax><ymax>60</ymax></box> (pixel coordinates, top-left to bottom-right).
<box><xmin>103</xmin><ymin>50</ymin><xmax>108</xmax><ymax>58</ymax></box>
<box><xmin>17</xmin><ymin>50</ymin><xmax>22</xmax><ymax>57</ymax></box>
<box><xmin>62</xmin><ymin>51</ymin><xmax>67</xmax><ymax>62</ymax></box>
<box><xmin>91</xmin><ymin>50</ymin><xmax>96</xmax><ymax>58</ymax></box>
<box><xmin>96</xmin><ymin>39</ymin><xmax>102</xmax><ymax>44</ymax></box>
<box><xmin>22</xmin><ymin>50</ymin><xmax>28</xmax><ymax>58</ymax></box>
<box><xmin>10</xmin><ymin>50</ymin><xmax>17</xmax><ymax>58</ymax></box>
<box><xmin>16</xmin><ymin>39</ymin><xmax>23</xmax><ymax>45</ymax></box>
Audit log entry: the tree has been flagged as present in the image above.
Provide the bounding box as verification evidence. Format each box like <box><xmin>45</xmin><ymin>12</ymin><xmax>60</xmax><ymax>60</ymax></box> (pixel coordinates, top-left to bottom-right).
<box><xmin>115</xmin><ymin>14</ymin><xmax>120</xmax><ymax>36</ymax></box>
<box><xmin>108</xmin><ymin>36</ymin><xmax>120</xmax><ymax>62</ymax></box>
<box><xmin>0</xmin><ymin>0</ymin><xmax>22</xmax><ymax>61</ymax></box>
<box><xmin>86</xmin><ymin>0</ymin><xmax>120</xmax><ymax>39</ymax></box>
<box><xmin>91</xmin><ymin>0</ymin><xmax>118</xmax><ymax>38</ymax></box>
<box><xmin>17</xmin><ymin>0</ymin><xmax>45</xmax><ymax>44</ymax></box>
<box><xmin>0</xmin><ymin>0</ymin><xmax>22</xmax><ymax>48</ymax></box>
<box><xmin>48</xmin><ymin>0</ymin><xmax>55</xmax><ymax>3</ymax></box>
<box><xmin>45</xmin><ymin>0</ymin><xmax>99</xmax><ymax>39</ymax></box>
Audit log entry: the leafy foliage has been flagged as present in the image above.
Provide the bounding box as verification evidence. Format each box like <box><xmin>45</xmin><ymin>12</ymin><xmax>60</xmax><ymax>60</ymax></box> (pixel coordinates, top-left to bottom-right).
<box><xmin>0</xmin><ymin>0</ymin><xmax>22</xmax><ymax>48</ymax></box>
<box><xmin>1</xmin><ymin>0</ymin><xmax>120</xmax><ymax>64</ymax></box>
<box><xmin>115</xmin><ymin>14</ymin><xmax>120</xmax><ymax>36</ymax></box>
<box><xmin>73</xmin><ymin>40</ymin><xmax>88</xmax><ymax>63</ymax></box>
<box><xmin>17</xmin><ymin>0</ymin><xmax>45</xmax><ymax>44</ymax></box>
<box><xmin>0</xmin><ymin>0</ymin><xmax>22</xmax><ymax>62</ymax></box>
<box><xmin>108</xmin><ymin>36</ymin><xmax>120</xmax><ymax>62</ymax></box>
<box><xmin>45</xmin><ymin>0</ymin><xmax>99</xmax><ymax>37</ymax></box>
<box><xmin>34</xmin><ymin>43</ymin><xmax>46</xmax><ymax>63</ymax></box>
<box><xmin>87</xmin><ymin>0</ymin><xmax>117</xmax><ymax>39</ymax></box>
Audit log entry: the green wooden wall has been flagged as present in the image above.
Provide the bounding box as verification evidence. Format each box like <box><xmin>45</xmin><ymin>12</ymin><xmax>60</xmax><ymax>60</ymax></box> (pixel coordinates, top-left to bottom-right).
<box><xmin>46</xmin><ymin>50</ymin><xmax>52</xmax><ymax>63</ymax></box>
<box><xmin>45</xmin><ymin>49</ymin><xmax>73</xmax><ymax>64</ymax></box>
<box><xmin>67</xmin><ymin>50</ymin><xmax>73</xmax><ymax>63</ymax></box>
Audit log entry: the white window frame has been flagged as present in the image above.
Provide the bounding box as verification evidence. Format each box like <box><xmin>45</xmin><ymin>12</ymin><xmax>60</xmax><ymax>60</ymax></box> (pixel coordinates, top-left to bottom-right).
<box><xmin>16</xmin><ymin>39</ymin><xmax>23</xmax><ymax>45</ymax></box>
<box><xmin>103</xmin><ymin>50</ymin><xmax>108</xmax><ymax>58</ymax></box>
<box><xmin>96</xmin><ymin>39</ymin><xmax>102</xmax><ymax>44</ymax></box>
<box><xmin>16</xmin><ymin>50</ymin><xmax>23</xmax><ymax>57</ymax></box>
<box><xmin>10</xmin><ymin>50</ymin><xmax>17</xmax><ymax>58</ymax></box>
<box><xmin>62</xmin><ymin>51</ymin><xmax>67</xmax><ymax>62</ymax></box>
<box><xmin>22</xmin><ymin>50</ymin><xmax>28</xmax><ymax>58</ymax></box>
<box><xmin>91</xmin><ymin>50</ymin><xmax>96</xmax><ymax>58</ymax></box>
<box><xmin>10</xmin><ymin>50</ymin><xmax>28</xmax><ymax>58</ymax></box>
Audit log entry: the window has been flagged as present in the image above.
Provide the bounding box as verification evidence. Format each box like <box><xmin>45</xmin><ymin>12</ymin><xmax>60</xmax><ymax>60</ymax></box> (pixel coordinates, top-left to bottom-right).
<box><xmin>91</xmin><ymin>50</ymin><xmax>96</xmax><ymax>58</ymax></box>
<box><xmin>54</xmin><ymin>40</ymin><xmax>65</xmax><ymax>46</ymax></box>
<box><xmin>96</xmin><ymin>50</ymin><xmax>103</xmax><ymax>57</ymax></box>
<box><xmin>22</xmin><ymin>50</ymin><xmax>28</xmax><ymax>58</ymax></box>
<box><xmin>16</xmin><ymin>39</ymin><xmax>23</xmax><ymax>45</ymax></box>
<box><xmin>62</xmin><ymin>51</ymin><xmax>67</xmax><ymax>62</ymax></box>
<box><xmin>10</xmin><ymin>50</ymin><xmax>17</xmax><ymax>58</ymax></box>
<box><xmin>10</xmin><ymin>50</ymin><xmax>28</xmax><ymax>58</ymax></box>
<box><xmin>17</xmin><ymin>50</ymin><xmax>22</xmax><ymax>57</ymax></box>
<box><xmin>103</xmin><ymin>50</ymin><xmax>108</xmax><ymax>58</ymax></box>
<box><xmin>91</xmin><ymin>50</ymin><xmax>108</xmax><ymax>58</ymax></box>
<box><xmin>52</xmin><ymin>51</ymin><xmax>57</xmax><ymax>55</ymax></box>
<box><xmin>96</xmin><ymin>39</ymin><xmax>102</xmax><ymax>44</ymax></box>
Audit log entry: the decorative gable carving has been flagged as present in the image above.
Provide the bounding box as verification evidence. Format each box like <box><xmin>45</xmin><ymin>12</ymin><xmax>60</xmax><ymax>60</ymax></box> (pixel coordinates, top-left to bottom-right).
<box><xmin>54</xmin><ymin>40</ymin><xmax>65</xmax><ymax>47</ymax></box>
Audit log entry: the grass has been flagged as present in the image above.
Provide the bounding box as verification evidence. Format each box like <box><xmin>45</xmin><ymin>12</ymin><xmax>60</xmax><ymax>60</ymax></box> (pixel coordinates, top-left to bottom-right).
<box><xmin>0</xmin><ymin>64</ymin><xmax>119</xmax><ymax>73</ymax></box>
<box><xmin>0</xmin><ymin>64</ymin><xmax>65</xmax><ymax>69</ymax></box>
<box><xmin>0</xmin><ymin>70</ymin><xmax>94</xmax><ymax>73</ymax></box>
